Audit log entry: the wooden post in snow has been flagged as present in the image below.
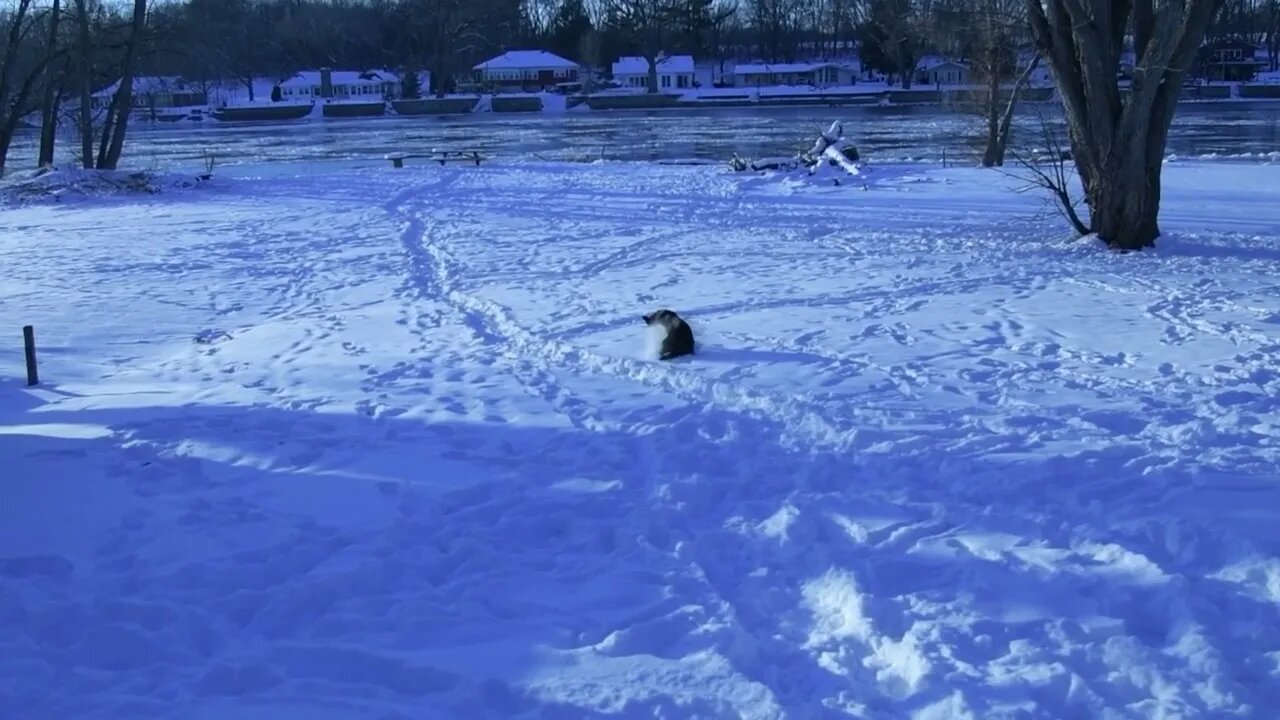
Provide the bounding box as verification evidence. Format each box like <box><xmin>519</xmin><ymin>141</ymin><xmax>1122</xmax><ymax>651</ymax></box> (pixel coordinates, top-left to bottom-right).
<box><xmin>23</xmin><ymin>325</ymin><xmax>38</xmax><ymax>386</ymax></box>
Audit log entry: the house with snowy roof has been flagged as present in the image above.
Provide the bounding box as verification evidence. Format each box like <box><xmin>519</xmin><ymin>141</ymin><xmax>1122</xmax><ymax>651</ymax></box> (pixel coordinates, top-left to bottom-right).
<box><xmin>915</xmin><ymin>57</ymin><xmax>970</xmax><ymax>86</ymax></box>
<box><xmin>90</xmin><ymin>76</ymin><xmax>207</xmax><ymax>112</ymax></box>
<box><xmin>473</xmin><ymin>50</ymin><xmax>579</xmax><ymax>91</ymax></box>
<box><xmin>278</xmin><ymin>69</ymin><xmax>402</xmax><ymax>101</ymax></box>
<box><xmin>612</xmin><ymin>55</ymin><xmax>696</xmax><ymax>91</ymax></box>
<box><xmin>1197</xmin><ymin>38</ymin><xmax>1267</xmax><ymax>82</ymax></box>
<box><xmin>732</xmin><ymin>62</ymin><xmax>856</xmax><ymax>87</ymax></box>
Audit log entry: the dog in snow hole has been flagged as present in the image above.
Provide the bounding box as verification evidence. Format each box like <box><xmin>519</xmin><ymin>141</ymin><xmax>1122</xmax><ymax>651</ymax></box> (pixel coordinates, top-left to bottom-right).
<box><xmin>643</xmin><ymin>309</ymin><xmax>695</xmax><ymax>361</ymax></box>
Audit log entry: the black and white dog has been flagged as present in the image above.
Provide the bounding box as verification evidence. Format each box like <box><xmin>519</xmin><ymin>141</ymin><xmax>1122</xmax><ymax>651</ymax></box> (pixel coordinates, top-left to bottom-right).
<box><xmin>642</xmin><ymin>309</ymin><xmax>695</xmax><ymax>361</ymax></box>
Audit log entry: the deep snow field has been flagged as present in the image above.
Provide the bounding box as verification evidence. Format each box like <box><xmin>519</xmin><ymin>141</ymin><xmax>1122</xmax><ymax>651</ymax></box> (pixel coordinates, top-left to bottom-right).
<box><xmin>1</xmin><ymin>156</ymin><xmax>1279</xmax><ymax>719</ymax></box>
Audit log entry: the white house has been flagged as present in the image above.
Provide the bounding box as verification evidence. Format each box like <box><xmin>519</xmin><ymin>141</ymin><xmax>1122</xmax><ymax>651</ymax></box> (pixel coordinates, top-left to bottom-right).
<box><xmin>90</xmin><ymin>76</ymin><xmax>207</xmax><ymax>111</ymax></box>
<box><xmin>732</xmin><ymin>62</ymin><xmax>856</xmax><ymax>87</ymax></box>
<box><xmin>611</xmin><ymin>55</ymin><xmax>696</xmax><ymax>90</ymax></box>
<box><xmin>473</xmin><ymin>50</ymin><xmax>579</xmax><ymax>90</ymax></box>
<box><xmin>916</xmin><ymin>58</ymin><xmax>970</xmax><ymax>86</ymax></box>
<box><xmin>278</xmin><ymin>69</ymin><xmax>402</xmax><ymax>101</ymax></box>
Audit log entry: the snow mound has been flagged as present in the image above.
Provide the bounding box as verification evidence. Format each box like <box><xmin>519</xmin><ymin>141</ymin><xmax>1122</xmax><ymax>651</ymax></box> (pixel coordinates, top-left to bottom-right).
<box><xmin>0</xmin><ymin>167</ymin><xmax>210</xmax><ymax>206</ymax></box>
<box><xmin>730</xmin><ymin>119</ymin><xmax>866</xmax><ymax>187</ymax></box>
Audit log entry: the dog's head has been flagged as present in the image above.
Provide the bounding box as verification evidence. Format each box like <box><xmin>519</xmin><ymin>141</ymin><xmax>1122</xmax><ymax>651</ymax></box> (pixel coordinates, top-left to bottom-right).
<box><xmin>643</xmin><ymin>309</ymin><xmax>679</xmax><ymax>326</ymax></box>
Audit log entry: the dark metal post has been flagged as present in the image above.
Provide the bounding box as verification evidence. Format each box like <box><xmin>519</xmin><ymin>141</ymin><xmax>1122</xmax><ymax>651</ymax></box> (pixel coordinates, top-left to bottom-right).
<box><xmin>23</xmin><ymin>325</ymin><xmax>38</xmax><ymax>386</ymax></box>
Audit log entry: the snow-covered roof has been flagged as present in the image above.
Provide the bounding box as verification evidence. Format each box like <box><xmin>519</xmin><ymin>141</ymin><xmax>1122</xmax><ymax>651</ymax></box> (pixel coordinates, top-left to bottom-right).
<box><xmin>612</xmin><ymin>55</ymin><xmax>696</xmax><ymax>76</ymax></box>
<box><xmin>918</xmin><ymin>57</ymin><xmax>969</xmax><ymax>71</ymax></box>
<box><xmin>474</xmin><ymin>51</ymin><xmax>579</xmax><ymax>71</ymax></box>
<box><xmin>1202</xmin><ymin>37</ymin><xmax>1261</xmax><ymax>49</ymax></box>
<box><xmin>280</xmin><ymin>70</ymin><xmax>399</xmax><ymax>89</ymax></box>
<box><xmin>92</xmin><ymin>75</ymin><xmax>201</xmax><ymax>99</ymax></box>
<box><xmin>734</xmin><ymin>62</ymin><xmax>847</xmax><ymax>75</ymax></box>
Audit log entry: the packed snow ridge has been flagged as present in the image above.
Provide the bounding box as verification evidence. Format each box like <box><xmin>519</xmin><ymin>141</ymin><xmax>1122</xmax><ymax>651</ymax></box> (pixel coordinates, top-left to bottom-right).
<box><xmin>2</xmin><ymin>157</ymin><xmax>1278</xmax><ymax>719</ymax></box>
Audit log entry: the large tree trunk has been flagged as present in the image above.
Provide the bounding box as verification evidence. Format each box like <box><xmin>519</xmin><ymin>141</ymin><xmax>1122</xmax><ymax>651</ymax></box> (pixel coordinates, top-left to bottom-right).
<box><xmin>1088</xmin><ymin>157</ymin><xmax>1162</xmax><ymax>247</ymax></box>
<box><xmin>1028</xmin><ymin>0</ymin><xmax>1223</xmax><ymax>251</ymax></box>
<box><xmin>98</xmin><ymin>0</ymin><xmax>147</xmax><ymax>171</ymax></box>
<box><xmin>646</xmin><ymin>55</ymin><xmax>659</xmax><ymax>93</ymax></box>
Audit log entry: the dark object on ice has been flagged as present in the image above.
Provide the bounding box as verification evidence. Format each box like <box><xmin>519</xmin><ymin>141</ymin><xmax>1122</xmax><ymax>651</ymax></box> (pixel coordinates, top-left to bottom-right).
<box><xmin>386</xmin><ymin>149</ymin><xmax>486</xmax><ymax>168</ymax></box>
<box><xmin>840</xmin><ymin>145</ymin><xmax>860</xmax><ymax>162</ymax></box>
<box><xmin>643</xmin><ymin>309</ymin><xmax>695</xmax><ymax>360</ymax></box>
<box><xmin>194</xmin><ymin>329</ymin><xmax>232</xmax><ymax>344</ymax></box>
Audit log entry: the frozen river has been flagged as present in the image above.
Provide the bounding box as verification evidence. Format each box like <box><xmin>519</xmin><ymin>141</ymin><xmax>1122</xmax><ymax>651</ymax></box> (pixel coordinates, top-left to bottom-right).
<box><xmin>12</xmin><ymin>102</ymin><xmax>1280</xmax><ymax>171</ymax></box>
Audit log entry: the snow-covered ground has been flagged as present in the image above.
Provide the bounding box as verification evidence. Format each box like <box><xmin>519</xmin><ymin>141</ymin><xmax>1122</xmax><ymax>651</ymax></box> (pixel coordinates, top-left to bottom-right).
<box><xmin>2</xmin><ymin>158</ymin><xmax>1279</xmax><ymax>719</ymax></box>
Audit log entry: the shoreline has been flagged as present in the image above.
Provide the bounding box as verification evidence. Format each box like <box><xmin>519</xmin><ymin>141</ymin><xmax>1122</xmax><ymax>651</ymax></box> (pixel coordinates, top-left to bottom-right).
<box><xmin>115</xmin><ymin>83</ymin><xmax>1280</xmax><ymax>124</ymax></box>
<box><xmin>6</xmin><ymin>154</ymin><xmax>1275</xmax><ymax>194</ymax></box>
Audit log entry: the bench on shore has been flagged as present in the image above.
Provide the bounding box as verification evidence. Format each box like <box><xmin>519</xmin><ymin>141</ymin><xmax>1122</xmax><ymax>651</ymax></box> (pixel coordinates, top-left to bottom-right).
<box><xmin>385</xmin><ymin>150</ymin><xmax>486</xmax><ymax>168</ymax></box>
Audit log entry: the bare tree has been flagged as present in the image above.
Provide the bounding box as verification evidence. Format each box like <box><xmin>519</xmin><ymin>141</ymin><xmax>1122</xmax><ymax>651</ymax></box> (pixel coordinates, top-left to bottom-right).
<box><xmin>865</xmin><ymin>0</ymin><xmax>930</xmax><ymax>88</ymax></box>
<box><xmin>186</xmin><ymin>0</ymin><xmax>276</xmax><ymax>103</ymax></box>
<box><xmin>1209</xmin><ymin>0</ymin><xmax>1259</xmax><ymax>40</ymax></box>
<box><xmin>609</xmin><ymin>0</ymin><xmax>678</xmax><ymax>93</ymax></box>
<box><xmin>94</xmin><ymin>0</ymin><xmax>145</xmax><ymax>170</ymax></box>
<box><xmin>1267</xmin><ymin>0</ymin><xmax>1279</xmax><ymax>70</ymax></box>
<box><xmin>669</xmin><ymin>0</ymin><xmax>737</xmax><ymax>57</ymax></box>
<box><xmin>1006</xmin><ymin>109</ymin><xmax>1089</xmax><ymax>234</ymax></box>
<box><xmin>37</xmin><ymin>0</ymin><xmax>63</xmax><ymax>166</ymax></box>
<box><xmin>0</xmin><ymin>0</ymin><xmax>47</xmax><ymax>175</ymax></box>
<box><xmin>979</xmin><ymin>55</ymin><xmax>1039</xmax><ymax>166</ymax></box>
<box><xmin>521</xmin><ymin>0</ymin><xmax>559</xmax><ymax>37</ymax></box>
<box><xmin>825</xmin><ymin>0</ymin><xmax>859</xmax><ymax>57</ymax></box>
<box><xmin>705</xmin><ymin>0</ymin><xmax>741</xmax><ymax>69</ymax></box>
<box><xmin>1029</xmin><ymin>0</ymin><xmax>1224</xmax><ymax>250</ymax></box>
<box><xmin>947</xmin><ymin>0</ymin><xmax>1039</xmax><ymax>166</ymax></box>
<box><xmin>577</xmin><ymin>27</ymin><xmax>602</xmax><ymax>91</ymax></box>
<box><xmin>750</xmin><ymin>0</ymin><xmax>799</xmax><ymax>62</ymax></box>
<box><xmin>70</xmin><ymin>0</ymin><xmax>92</xmax><ymax>167</ymax></box>
<box><xmin>398</xmin><ymin>0</ymin><xmax>489</xmax><ymax>96</ymax></box>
